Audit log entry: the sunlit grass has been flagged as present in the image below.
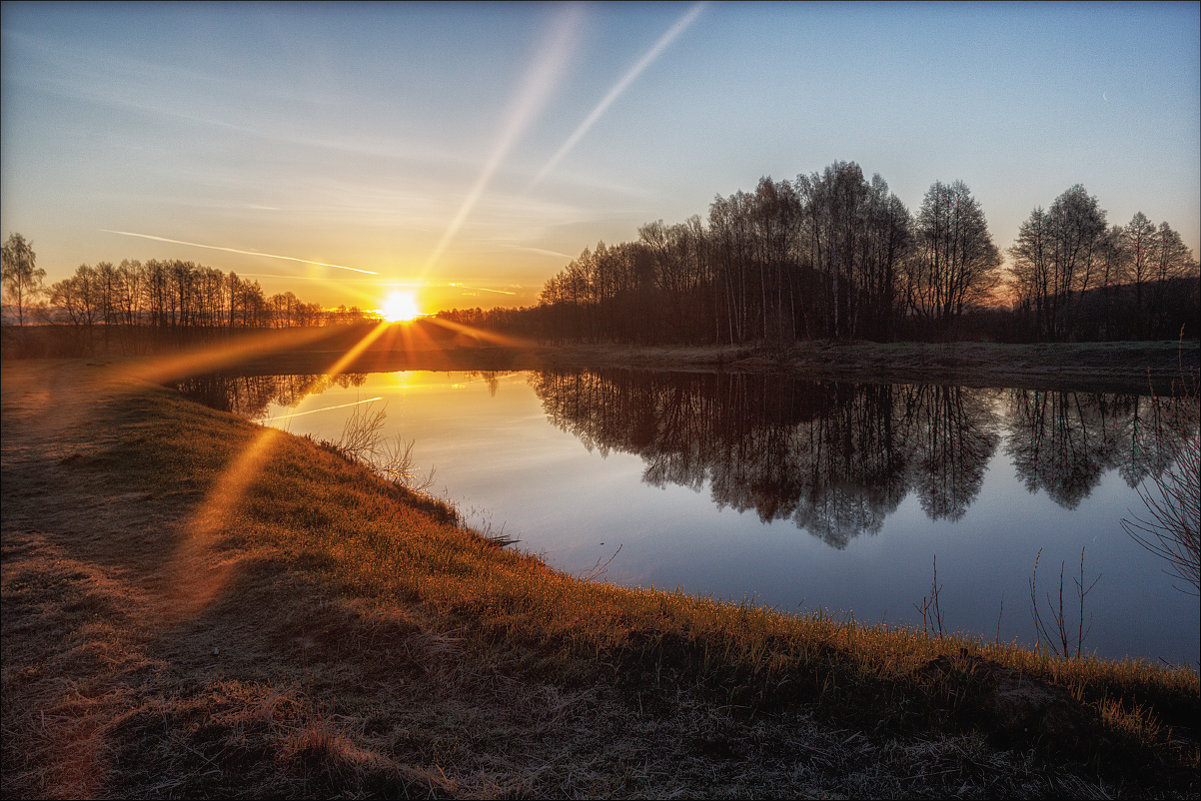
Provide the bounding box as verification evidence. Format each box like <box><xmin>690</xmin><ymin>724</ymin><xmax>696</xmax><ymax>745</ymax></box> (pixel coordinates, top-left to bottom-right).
<box><xmin>4</xmin><ymin>357</ymin><xmax>1198</xmax><ymax>798</ymax></box>
<box><xmin>106</xmin><ymin>369</ymin><xmax>1201</xmax><ymax>769</ymax></box>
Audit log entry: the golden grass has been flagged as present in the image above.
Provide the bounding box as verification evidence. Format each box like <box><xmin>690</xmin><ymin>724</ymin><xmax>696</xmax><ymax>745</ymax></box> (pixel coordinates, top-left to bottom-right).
<box><xmin>3</xmin><ymin>358</ymin><xmax>1198</xmax><ymax>799</ymax></box>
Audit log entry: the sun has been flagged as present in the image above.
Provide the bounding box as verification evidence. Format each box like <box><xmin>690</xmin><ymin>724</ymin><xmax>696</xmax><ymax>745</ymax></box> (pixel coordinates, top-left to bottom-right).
<box><xmin>380</xmin><ymin>290</ymin><xmax>421</xmax><ymax>322</ymax></box>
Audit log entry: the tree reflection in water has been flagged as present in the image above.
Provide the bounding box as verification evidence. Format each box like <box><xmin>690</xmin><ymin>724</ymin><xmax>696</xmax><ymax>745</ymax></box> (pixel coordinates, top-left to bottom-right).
<box><xmin>174</xmin><ymin>372</ymin><xmax>369</xmax><ymax>420</ymax></box>
<box><xmin>531</xmin><ymin>370</ymin><xmax>1197</xmax><ymax>549</ymax></box>
<box><xmin>177</xmin><ymin>369</ymin><xmax>1198</xmax><ymax>552</ymax></box>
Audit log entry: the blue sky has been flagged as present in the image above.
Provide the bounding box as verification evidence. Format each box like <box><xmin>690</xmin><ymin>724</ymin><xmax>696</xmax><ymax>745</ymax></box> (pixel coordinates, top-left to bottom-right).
<box><xmin>2</xmin><ymin>1</ymin><xmax>1198</xmax><ymax>310</ymax></box>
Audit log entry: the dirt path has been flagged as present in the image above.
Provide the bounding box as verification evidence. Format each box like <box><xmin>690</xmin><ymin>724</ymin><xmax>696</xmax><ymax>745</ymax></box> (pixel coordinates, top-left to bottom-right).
<box><xmin>2</xmin><ymin>363</ymin><xmax>216</xmax><ymax>795</ymax></box>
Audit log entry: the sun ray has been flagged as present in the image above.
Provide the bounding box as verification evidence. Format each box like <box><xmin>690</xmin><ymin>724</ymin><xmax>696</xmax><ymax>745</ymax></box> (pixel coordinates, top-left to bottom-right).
<box><xmin>156</xmin><ymin>320</ymin><xmax>393</xmax><ymax>618</ymax></box>
<box><xmin>161</xmin><ymin>426</ymin><xmax>281</xmax><ymax>621</ymax></box>
<box><xmin>424</xmin><ymin>315</ymin><xmax>540</xmax><ymax>349</ymax></box>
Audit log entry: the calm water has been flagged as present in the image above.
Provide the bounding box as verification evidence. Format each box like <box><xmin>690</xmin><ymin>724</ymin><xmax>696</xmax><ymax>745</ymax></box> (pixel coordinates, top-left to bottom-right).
<box><xmin>177</xmin><ymin>369</ymin><xmax>1200</xmax><ymax>667</ymax></box>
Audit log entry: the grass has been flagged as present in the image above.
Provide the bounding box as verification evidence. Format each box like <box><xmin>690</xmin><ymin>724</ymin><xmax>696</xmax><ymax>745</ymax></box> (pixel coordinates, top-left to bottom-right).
<box><xmin>533</xmin><ymin>339</ymin><xmax>1201</xmax><ymax>393</ymax></box>
<box><xmin>3</xmin><ymin>357</ymin><xmax>1199</xmax><ymax>798</ymax></box>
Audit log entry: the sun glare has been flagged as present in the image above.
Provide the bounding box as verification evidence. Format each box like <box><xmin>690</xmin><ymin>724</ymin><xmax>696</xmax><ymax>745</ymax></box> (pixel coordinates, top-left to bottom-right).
<box><xmin>381</xmin><ymin>290</ymin><xmax>421</xmax><ymax>322</ymax></box>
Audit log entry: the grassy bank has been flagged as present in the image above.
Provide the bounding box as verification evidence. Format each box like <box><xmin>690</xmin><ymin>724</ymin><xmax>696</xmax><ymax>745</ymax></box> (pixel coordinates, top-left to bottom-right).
<box><xmin>528</xmin><ymin>339</ymin><xmax>1201</xmax><ymax>392</ymax></box>
<box><xmin>7</xmin><ymin>322</ymin><xmax>1198</xmax><ymax>394</ymax></box>
<box><xmin>2</xmin><ymin>358</ymin><xmax>1198</xmax><ymax>798</ymax></box>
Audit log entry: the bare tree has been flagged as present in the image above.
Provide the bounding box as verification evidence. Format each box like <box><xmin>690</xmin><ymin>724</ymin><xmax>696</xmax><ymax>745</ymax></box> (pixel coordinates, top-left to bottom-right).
<box><xmin>1042</xmin><ymin>186</ymin><xmax>1107</xmax><ymax>339</ymax></box>
<box><xmin>1</xmin><ymin>233</ymin><xmax>45</xmax><ymax>326</ymax></box>
<box><xmin>1121</xmin><ymin>212</ymin><xmax>1158</xmax><ymax>336</ymax></box>
<box><xmin>49</xmin><ymin>264</ymin><xmax>101</xmax><ymax>328</ymax></box>
<box><xmin>906</xmin><ymin>180</ymin><xmax>1001</xmax><ymax>336</ymax></box>
<box><xmin>1148</xmin><ymin>223</ymin><xmax>1200</xmax><ymax>337</ymax></box>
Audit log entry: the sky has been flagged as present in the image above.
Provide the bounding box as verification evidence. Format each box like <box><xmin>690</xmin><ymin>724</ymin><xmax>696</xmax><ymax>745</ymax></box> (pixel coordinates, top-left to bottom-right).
<box><xmin>2</xmin><ymin>1</ymin><xmax>1199</xmax><ymax>313</ymax></box>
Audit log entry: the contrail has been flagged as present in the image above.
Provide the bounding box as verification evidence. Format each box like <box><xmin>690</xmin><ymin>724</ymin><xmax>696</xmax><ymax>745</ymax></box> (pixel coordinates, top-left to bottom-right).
<box><xmin>421</xmin><ymin>5</ymin><xmax>581</xmax><ymax>274</ymax></box>
<box><xmin>532</xmin><ymin>2</ymin><xmax>707</xmax><ymax>186</ymax></box>
<box><xmin>509</xmin><ymin>246</ymin><xmax>575</xmax><ymax>259</ymax></box>
<box><xmin>447</xmin><ymin>283</ymin><xmax>517</xmax><ymax>296</ymax></box>
<box><xmin>101</xmin><ymin>230</ymin><xmax>378</xmax><ymax>275</ymax></box>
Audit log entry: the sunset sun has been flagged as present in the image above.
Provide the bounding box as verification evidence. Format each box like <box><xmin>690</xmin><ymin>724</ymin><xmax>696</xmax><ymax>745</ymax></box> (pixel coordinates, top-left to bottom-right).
<box><xmin>381</xmin><ymin>290</ymin><xmax>421</xmax><ymax>322</ymax></box>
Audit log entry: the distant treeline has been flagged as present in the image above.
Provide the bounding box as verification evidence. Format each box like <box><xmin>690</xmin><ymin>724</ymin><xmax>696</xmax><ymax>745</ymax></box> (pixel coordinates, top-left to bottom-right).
<box><xmin>0</xmin><ymin>235</ymin><xmax>379</xmax><ymax>356</ymax></box>
<box><xmin>0</xmin><ymin>234</ymin><xmax>370</xmax><ymax>329</ymax></box>
<box><xmin>440</xmin><ymin>162</ymin><xmax>1200</xmax><ymax>344</ymax></box>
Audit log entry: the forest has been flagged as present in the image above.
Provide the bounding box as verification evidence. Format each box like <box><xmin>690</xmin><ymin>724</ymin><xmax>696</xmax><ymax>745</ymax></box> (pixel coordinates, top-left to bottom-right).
<box><xmin>3</xmin><ymin>161</ymin><xmax>1199</xmax><ymax>348</ymax></box>
<box><xmin>445</xmin><ymin>162</ymin><xmax>1200</xmax><ymax>344</ymax></box>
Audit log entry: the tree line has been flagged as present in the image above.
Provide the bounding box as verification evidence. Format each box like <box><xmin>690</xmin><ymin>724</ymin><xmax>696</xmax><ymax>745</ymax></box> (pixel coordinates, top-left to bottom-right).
<box><xmin>0</xmin><ymin>233</ymin><xmax>369</xmax><ymax>332</ymax></box>
<box><xmin>477</xmin><ymin>162</ymin><xmax>1198</xmax><ymax>344</ymax></box>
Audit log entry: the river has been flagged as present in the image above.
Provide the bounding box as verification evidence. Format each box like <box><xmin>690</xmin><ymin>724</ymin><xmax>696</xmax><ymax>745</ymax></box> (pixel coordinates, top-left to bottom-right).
<box><xmin>176</xmin><ymin>367</ymin><xmax>1200</xmax><ymax>667</ymax></box>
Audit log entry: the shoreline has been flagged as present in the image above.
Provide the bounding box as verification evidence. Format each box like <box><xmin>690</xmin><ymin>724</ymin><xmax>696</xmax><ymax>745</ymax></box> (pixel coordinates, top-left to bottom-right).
<box><xmin>207</xmin><ymin>338</ymin><xmax>1199</xmax><ymax>394</ymax></box>
<box><xmin>2</xmin><ymin>358</ymin><xmax>1198</xmax><ymax>798</ymax></box>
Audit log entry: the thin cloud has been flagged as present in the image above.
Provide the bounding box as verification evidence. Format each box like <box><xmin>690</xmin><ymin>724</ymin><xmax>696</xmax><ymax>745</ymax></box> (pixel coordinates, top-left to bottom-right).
<box><xmin>507</xmin><ymin>246</ymin><xmax>575</xmax><ymax>259</ymax></box>
<box><xmin>421</xmin><ymin>4</ymin><xmax>583</xmax><ymax>275</ymax></box>
<box><xmin>100</xmin><ymin>230</ymin><xmax>377</xmax><ymax>275</ymax></box>
<box><xmin>532</xmin><ymin>2</ymin><xmax>707</xmax><ymax>186</ymax></box>
<box><xmin>447</xmin><ymin>283</ymin><xmax>517</xmax><ymax>296</ymax></box>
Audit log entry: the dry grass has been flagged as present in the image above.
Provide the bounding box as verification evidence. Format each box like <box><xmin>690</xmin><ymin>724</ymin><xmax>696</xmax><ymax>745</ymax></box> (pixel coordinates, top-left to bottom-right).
<box><xmin>3</xmin><ymin>358</ymin><xmax>1198</xmax><ymax>799</ymax></box>
<box><xmin>532</xmin><ymin>340</ymin><xmax>1200</xmax><ymax>393</ymax></box>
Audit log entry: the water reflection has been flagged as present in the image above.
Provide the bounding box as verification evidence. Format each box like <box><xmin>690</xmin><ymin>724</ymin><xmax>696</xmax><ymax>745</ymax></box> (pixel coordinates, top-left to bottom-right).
<box><xmin>175</xmin><ymin>372</ymin><xmax>369</xmax><ymax>419</ymax></box>
<box><xmin>1006</xmin><ymin>389</ymin><xmax>1189</xmax><ymax>509</ymax></box>
<box><xmin>177</xmin><ymin>369</ymin><xmax>1197</xmax><ymax>551</ymax></box>
<box><xmin>530</xmin><ymin>371</ymin><xmax>1195</xmax><ymax>548</ymax></box>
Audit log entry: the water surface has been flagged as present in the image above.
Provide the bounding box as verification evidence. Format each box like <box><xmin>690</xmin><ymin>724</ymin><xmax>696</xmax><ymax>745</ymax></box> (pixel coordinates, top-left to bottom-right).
<box><xmin>177</xmin><ymin>368</ymin><xmax>1200</xmax><ymax>667</ymax></box>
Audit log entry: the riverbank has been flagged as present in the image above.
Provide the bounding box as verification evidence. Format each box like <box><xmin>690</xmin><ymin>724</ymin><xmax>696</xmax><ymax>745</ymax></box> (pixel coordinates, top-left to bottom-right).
<box><xmin>183</xmin><ymin>335</ymin><xmax>1201</xmax><ymax>394</ymax></box>
<box><xmin>532</xmin><ymin>339</ymin><xmax>1200</xmax><ymax>391</ymax></box>
<box><xmin>2</xmin><ymin>359</ymin><xmax>1198</xmax><ymax>798</ymax></box>
<box><xmin>7</xmin><ymin>322</ymin><xmax>1198</xmax><ymax>393</ymax></box>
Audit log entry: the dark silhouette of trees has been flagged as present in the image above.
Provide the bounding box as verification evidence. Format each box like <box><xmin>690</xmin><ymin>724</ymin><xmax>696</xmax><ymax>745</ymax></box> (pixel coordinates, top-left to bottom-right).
<box><xmin>904</xmin><ymin>180</ymin><xmax>1001</xmax><ymax>337</ymax></box>
<box><xmin>531</xmin><ymin>168</ymin><xmax>1197</xmax><ymax>346</ymax></box>
<box><xmin>1121</xmin><ymin>212</ymin><xmax>1157</xmax><ymax>336</ymax></box>
<box><xmin>6</xmin><ymin>253</ymin><xmax>369</xmax><ymax>357</ymax></box>
<box><xmin>41</xmin><ymin>257</ymin><xmax>334</xmax><ymax>334</ymax></box>
<box><xmin>1009</xmin><ymin>186</ymin><xmax>1107</xmax><ymax>340</ymax></box>
<box><xmin>1010</xmin><ymin>197</ymin><xmax>1199</xmax><ymax>342</ymax></box>
<box><xmin>1</xmin><ymin>233</ymin><xmax>45</xmax><ymax>326</ymax></box>
<box><xmin>795</xmin><ymin>164</ymin><xmax>912</xmax><ymax>341</ymax></box>
<box><xmin>538</xmin><ymin>162</ymin><xmax>921</xmax><ymax>345</ymax></box>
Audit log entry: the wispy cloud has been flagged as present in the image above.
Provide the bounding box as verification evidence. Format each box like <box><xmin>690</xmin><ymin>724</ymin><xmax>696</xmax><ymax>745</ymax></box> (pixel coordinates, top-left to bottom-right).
<box><xmin>421</xmin><ymin>5</ymin><xmax>583</xmax><ymax>275</ymax></box>
<box><xmin>100</xmin><ymin>230</ymin><xmax>377</xmax><ymax>275</ymax></box>
<box><xmin>532</xmin><ymin>2</ymin><xmax>707</xmax><ymax>186</ymax></box>
<box><xmin>505</xmin><ymin>246</ymin><xmax>575</xmax><ymax>260</ymax></box>
<box><xmin>447</xmin><ymin>283</ymin><xmax>517</xmax><ymax>296</ymax></box>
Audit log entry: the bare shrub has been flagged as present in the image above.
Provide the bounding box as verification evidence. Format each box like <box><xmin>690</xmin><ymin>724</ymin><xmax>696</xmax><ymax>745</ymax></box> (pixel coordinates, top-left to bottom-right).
<box><xmin>332</xmin><ymin>400</ymin><xmax>436</xmax><ymax>493</ymax></box>
<box><xmin>1029</xmin><ymin>547</ymin><xmax>1099</xmax><ymax>659</ymax></box>
<box><xmin>1122</xmin><ymin>358</ymin><xmax>1200</xmax><ymax>596</ymax></box>
<box><xmin>335</xmin><ymin>399</ymin><xmax>387</xmax><ymax>463</ymax></box>
<box><xmin>913</xmin><ymin>555</ymin><xmax>945</xmax><ymax>638</ymax></box>
<box><xmin>374</xmin><ymin>434</ymin><xmax>437</xmax><ymax>494</ymax></box>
